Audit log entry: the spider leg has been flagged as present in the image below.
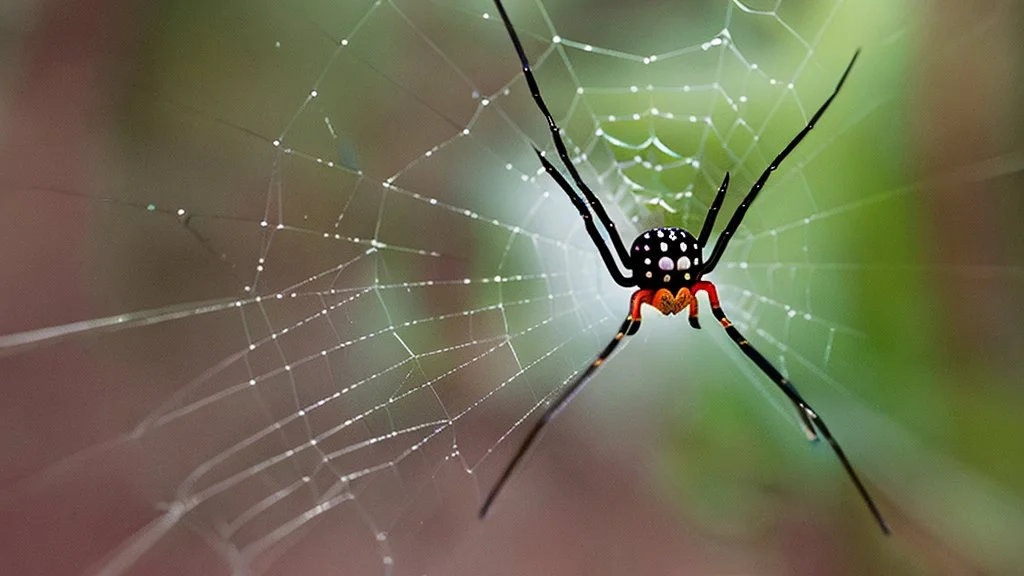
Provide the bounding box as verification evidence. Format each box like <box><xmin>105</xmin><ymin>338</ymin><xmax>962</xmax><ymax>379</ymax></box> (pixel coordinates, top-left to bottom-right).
<box><xmin>492</xmin><ymin>0</ymin><xmax>632</xmax><ymax>268</ymax></box>
<box><xmin>480</xmin><ymin>293</ymin><xmax>648</xmax><ymax>518</ymax></box>
<box><xmin>688</xmin><ymin>303</ymin><xmax>702</xmax><ymax>330</ymax></box>
<box><xmin>696</xmin><ymin>172</ymin><xmax>730</xmax><ymax>248</ymax></box>
<box><xmin>536</xmin><ymin>149</ymin><xmax>634</xmax><ymax>286</ymax></box>
<box><xmin>703</xmin><ymin>50</ymin><xmax>861</xmax><ymax>274</ymax></box>
<box><xmin>693</xmin><ymin>281</ymin><xmax>891</xmax><ymax>535</ymax></box>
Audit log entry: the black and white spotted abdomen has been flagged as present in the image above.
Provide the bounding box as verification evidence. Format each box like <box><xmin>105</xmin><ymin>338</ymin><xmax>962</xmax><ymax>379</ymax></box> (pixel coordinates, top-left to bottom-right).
<box><xmin>629</xmin><ymin>227</ymin><xmax>703</xmax><ymax>289</ymax></box>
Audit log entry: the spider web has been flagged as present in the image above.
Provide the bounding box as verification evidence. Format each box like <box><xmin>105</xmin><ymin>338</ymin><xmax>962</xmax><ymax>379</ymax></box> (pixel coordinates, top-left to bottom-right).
<box><xmin>2</xmin><ymin>0</ymin><xmax>1023</xmax><ymax>574</ymax></box>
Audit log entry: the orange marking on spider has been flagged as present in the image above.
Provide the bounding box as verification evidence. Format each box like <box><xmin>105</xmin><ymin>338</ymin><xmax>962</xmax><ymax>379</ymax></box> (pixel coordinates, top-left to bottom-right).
<box><xmin>650</xmin><ymin>287</ymin><xmax>694</xmax><ymax>315</ymax></box>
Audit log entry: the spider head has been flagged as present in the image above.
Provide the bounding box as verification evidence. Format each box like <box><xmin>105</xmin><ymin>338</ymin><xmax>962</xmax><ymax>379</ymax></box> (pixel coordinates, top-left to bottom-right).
<box><xmin>628</xmin><ymin>227</ymin><xmax>704</xmax><ymax>292</ymax></box>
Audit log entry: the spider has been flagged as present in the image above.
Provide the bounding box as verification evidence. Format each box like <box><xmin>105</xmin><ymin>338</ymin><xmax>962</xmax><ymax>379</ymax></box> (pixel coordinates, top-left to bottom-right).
<box><xmin>480</xmin><ymin>0</ymin><xmax>890</xmax><ymax>535</ymax></box>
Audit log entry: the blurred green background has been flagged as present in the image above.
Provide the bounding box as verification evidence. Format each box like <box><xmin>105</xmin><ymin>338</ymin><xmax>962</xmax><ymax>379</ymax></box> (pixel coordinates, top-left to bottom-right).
<box><xmin>0</xmin><ymin>0</ymin><xmax>1021</xmax><ymax>575</ymax></box>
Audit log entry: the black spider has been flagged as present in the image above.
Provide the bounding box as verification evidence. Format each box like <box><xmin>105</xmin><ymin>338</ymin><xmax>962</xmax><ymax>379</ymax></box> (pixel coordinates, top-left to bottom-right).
<box><xmin>480</xmin><ymin>0</ymin><xmax>890</xmax><ymax>535</ymax></box>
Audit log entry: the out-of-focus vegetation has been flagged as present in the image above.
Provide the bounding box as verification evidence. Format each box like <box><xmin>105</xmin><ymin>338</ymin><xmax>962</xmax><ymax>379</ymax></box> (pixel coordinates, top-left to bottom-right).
<box><xmin>1</xmin><ymin>1</ymin><xmax>1020</xmax><ymax>575</ymax></box>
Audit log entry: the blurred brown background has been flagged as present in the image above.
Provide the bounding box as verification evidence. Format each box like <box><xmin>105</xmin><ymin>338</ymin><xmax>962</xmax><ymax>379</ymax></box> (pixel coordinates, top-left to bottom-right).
<box><xmin>1</xmin><ymin>0</ymin><xmax>1021</xmax><ymax>575</ymax></box>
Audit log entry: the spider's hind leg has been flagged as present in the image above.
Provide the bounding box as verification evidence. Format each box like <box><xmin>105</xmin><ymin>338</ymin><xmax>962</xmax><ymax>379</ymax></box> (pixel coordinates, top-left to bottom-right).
<box><xmin>692</xmin><ymin>280</ymin><xmax>890</xmax><ymax>534</ymax></box>
<box><xmin>796</xmin><ymin>407</ymin><xmax>820</xmax><ymax>442</ymax></box>
<box><xmin>625</xmin><ymin>319</ymin><xmax>641</xmax><ymax>336</ymax></box>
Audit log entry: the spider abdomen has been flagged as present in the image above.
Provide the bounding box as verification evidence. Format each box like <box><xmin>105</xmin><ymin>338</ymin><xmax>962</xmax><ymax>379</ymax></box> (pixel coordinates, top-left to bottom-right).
<box><xmin>629</xmin><ymin>227</ymin><xmax>703</xmax><ymax>289</ymax></box>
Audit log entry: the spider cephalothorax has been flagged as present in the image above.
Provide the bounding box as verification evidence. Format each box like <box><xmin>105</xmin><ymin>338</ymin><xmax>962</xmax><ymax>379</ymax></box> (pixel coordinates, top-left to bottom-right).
<box><xmin>627</xmin><ymin>227</ymin><xmax>704</xmax><ymax>332</ymax></box>
<box><xmin>629</xmin><ymin>227</ymin><xmax>703</xmax><ymax>289</ymax></box>
<box><xmin>482</xmin><ymin>0</ymin><xmax>890</xmax><ymax>535</ymax></box>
